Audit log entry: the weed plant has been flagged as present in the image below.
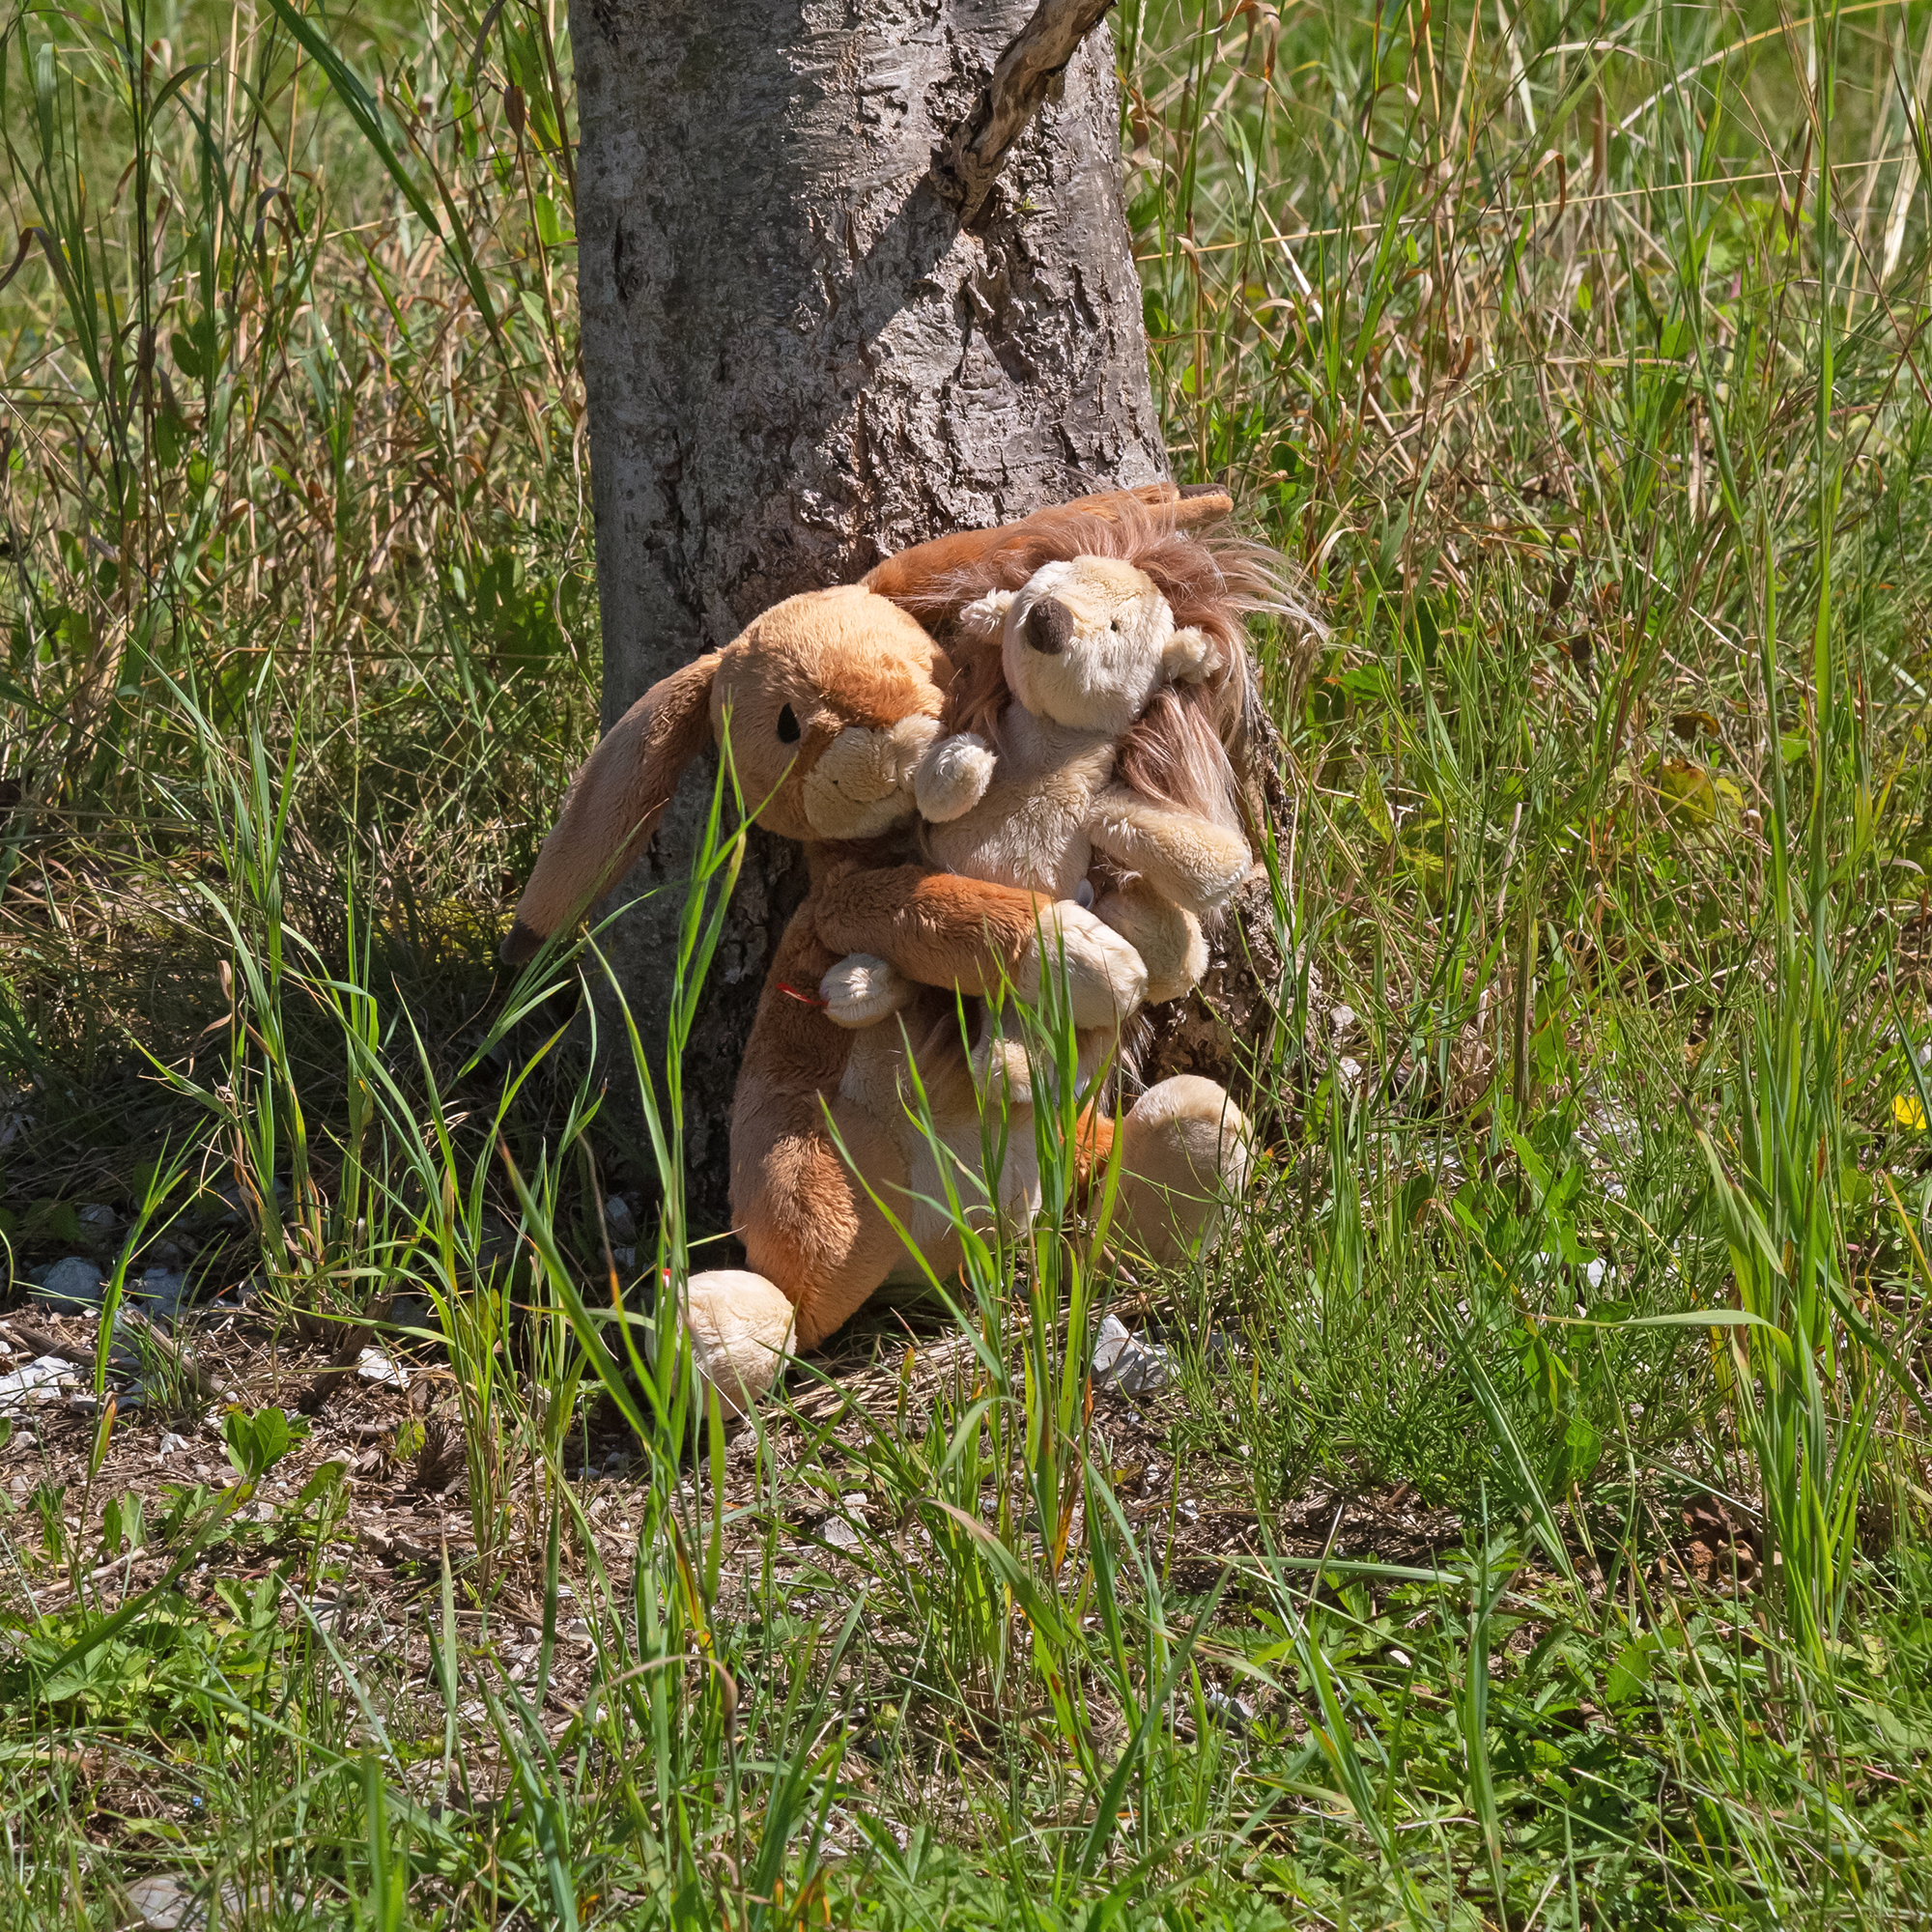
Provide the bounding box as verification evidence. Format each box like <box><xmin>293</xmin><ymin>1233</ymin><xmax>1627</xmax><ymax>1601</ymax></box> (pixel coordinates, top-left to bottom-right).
<box><xmin>3</xmin><ymin>0</ymin><xmax>1932</xmax><ymax>1923</ymax></box>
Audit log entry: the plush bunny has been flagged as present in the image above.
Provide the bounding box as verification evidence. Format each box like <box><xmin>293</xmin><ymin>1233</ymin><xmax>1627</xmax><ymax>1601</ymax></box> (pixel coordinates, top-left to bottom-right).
<box><xmin>504</xmin><ymin>485</ymin><xmax>1256</xmax><ymax>1412</ymax></box>
<box><xmin>821</xmin><ymin>552</ymin><xmax>1252</xmax><ymax>1043</ymax></box>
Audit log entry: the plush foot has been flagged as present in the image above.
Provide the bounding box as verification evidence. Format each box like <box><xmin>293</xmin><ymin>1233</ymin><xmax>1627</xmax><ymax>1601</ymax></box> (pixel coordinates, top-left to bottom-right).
<box><xmin>1111</xmin><ymin>1076</ymin><xmax>1254</xmax><ymax>1264</ymax></box>
<box><xmin>1094</xmin><ymin>887</ymin><xmax>1207</xmax><ymax>1007</ymax></box>
<box><xmin>970</xmin><ymin>1026</ymin><xmax>1035</xmax><ymax>1106</ymax></box>
<box><xmin>684</xmin><ymin>1269</ymin><xmax>797</xmax><ymax>1417</ymax></box>
<box><xmin>820</xmin><ymin>952</ymin><xmax>913</xmax><ymax>1029</ymax></box>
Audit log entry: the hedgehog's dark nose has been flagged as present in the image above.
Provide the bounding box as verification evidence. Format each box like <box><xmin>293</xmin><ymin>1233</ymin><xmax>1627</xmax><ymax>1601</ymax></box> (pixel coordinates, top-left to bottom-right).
<box><xmin>1024</xmin><ymin>598</ymin><xmax>1072</xmax><ymax>656</ymax></box>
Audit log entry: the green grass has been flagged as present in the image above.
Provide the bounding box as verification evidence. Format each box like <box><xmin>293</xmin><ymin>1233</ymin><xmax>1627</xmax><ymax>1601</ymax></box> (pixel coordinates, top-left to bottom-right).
<box><xmin>4</xmin><ymin>0</ymin><xmax>1932</xmax><ymax>1922</ymax></box>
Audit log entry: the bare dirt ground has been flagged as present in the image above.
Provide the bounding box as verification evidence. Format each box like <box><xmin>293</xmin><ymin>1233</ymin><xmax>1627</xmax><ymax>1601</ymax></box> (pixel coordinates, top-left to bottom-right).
<box><xmin>1</xmin><ymin>1297</ymin><xmax>1474</xmax><ymax>1672</ymax></box>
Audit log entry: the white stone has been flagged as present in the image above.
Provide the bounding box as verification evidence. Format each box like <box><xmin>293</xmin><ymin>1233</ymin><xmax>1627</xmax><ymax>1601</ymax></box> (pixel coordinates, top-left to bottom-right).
<box><xmin>822</xmin><ymin>1494</ymin><xmax>869</xmax><ymax>1552</ymax></box>
<box><xmin>0</xmin><ymin>1356</ymin><xmax>75</xmax><ymax>1410</ymax></box>
<box><xmin>1092</xmin><ymin>1314</ymin><xmax>1172</xmax><ymax>1396</ymax></box>
<box><xmin>1203</xmin><ymin>1688</ymin><xmax>1255</xmax><ymax>1728</ymax></box>
<box><xmin>134</xmin><ymin>1269</ymin><xmax>190</xmax><ymax>1322</ymax></box>
<box><xmin>356</xmin><ymin>1348</ymin><xmax>409</xmax><ymax>1389</ymax></box>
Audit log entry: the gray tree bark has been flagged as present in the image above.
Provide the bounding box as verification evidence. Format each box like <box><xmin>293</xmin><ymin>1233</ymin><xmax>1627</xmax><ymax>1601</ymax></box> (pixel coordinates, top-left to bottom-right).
<box><xmin>570</xmin><ymin>0</ymin><xmax>1166</xmax><ymax>1228</ymax></box>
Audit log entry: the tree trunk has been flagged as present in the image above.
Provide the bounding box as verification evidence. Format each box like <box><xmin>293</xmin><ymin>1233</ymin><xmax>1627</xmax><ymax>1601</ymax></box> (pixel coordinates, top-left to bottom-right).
<box><xmin>570</xmin><ymin>0</ymin><xmax>1165</xmax><ymax>1228</ymax></box>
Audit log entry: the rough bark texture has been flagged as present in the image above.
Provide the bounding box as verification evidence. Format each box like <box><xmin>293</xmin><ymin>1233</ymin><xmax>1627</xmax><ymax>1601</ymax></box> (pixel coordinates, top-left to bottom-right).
<box><xmin>935</xmin><ymin>0</ymin><xmax>1119</xmax><ymax>219</ymax></box>
<box><xmin>571</xmin><ymin>0</ymin><xmax>1166</xmax><ymax>1227</ymax></box>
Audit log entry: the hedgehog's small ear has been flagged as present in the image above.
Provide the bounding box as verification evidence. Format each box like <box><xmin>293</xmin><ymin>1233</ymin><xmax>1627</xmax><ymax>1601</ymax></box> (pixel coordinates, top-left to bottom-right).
<box><xmin>958</xmin><ymin>590</ymin><xmax>1016</xmax><ymax>640</ymax></box>
<box><xmin>1161</xmin><ymin>625</ymin><xmax>1217</xmax><ymax>685</ymax></box>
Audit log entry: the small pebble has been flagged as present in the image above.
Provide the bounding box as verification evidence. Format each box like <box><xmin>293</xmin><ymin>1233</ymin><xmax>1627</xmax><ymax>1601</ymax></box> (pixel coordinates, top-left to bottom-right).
<box><xmin>357</xmin><ymin>1348</ymin><xmax>409</xmax><ymax>1389</ymax></box>
<box><xmin>1092</xmin><ymin>1314</ymin><xmax>1173</xmax><ymax>1396</ymax></box>
<box><xmin>0</xmin><ymin>1356</ymin><xmax>75</xmax><ymax>1410</ymax></box>
<box><xmin>822</xmin><ymin>1493</ymin><xmax>869</xmax><ymax>1552</ymax></box>
<box><xmin>604</xmin><ymin>1194</ymin><xmax>639</xmax><ymax>1245</ymax></box>
<box><xmin>132</xmin><ymin>1269</ymin><xmax>190</xmax><ymax>1323</ymax></box>
<box><xmin>29</xmin><ymin>1256</ymin><xmax>104</xmax><ymax>1311</ymax></box>
<box><xmin>124</xmin><ymin>1873</ymin><xmax>191</xmax><ymax>1931</ymax></box>
<box><xmin>1203</xmin><ymin>1689</ymin><xmax>1256</xmax><ymax>1730</ymax></box>
<box><xmin>385</xmin><ymin>1293</ymin><xmax>438</xmax><ymax>1333</ymax></box>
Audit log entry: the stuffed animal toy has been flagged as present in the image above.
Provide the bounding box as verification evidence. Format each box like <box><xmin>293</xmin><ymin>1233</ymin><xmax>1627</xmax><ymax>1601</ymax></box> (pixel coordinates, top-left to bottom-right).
<box><xmin>504</xmin><ymin>486</ymin><xmax>1264</xmax><ymax>1411</ymax></box>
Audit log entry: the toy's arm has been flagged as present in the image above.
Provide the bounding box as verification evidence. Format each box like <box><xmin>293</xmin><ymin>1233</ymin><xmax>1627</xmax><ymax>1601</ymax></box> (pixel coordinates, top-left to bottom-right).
<box><xmin>1087</xmin><ymin>790</ymin><xmax>1252</xmax><ymax>918</ymax></box>
<box><xmin>813</xmin><ymin>867</ymin><xmax>1146</xmax><ymax>1028</ymax></box>
<box><xmin>913</xmin><ymin>731</ymin><xmax>996</xmax><ymax>824</ymax></box>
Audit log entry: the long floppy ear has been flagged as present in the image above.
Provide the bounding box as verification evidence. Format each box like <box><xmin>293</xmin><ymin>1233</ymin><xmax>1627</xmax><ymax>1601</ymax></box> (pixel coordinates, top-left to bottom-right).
<box><xmin>862</xmin><ymin>482</ymin><xmax>1234</xmax><ymax>604</ymax></box>
<box><xmin>502</xmin><ymin>652</ymin><xmax>721</xmax><ymax>965</ymax></box>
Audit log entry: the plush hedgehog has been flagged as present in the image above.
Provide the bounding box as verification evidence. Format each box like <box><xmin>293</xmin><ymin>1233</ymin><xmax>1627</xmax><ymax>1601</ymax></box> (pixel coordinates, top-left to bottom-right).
<box><xmin>819</xmin><ymin>549</ymin><xmax>1254</xmax><ymax>1056</ymax></box>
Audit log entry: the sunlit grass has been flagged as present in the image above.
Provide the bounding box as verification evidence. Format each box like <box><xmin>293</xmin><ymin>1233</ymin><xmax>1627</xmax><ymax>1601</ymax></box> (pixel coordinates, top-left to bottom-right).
<box><xmin>2</xmin><ymin>0</ymin><xmax>1931</xmax><ymax>1922</ymax></box>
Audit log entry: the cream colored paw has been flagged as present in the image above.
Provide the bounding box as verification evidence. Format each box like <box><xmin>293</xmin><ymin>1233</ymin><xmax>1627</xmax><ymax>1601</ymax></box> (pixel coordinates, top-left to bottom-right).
<box><xmin>1090</xmin><ymin>791</ymin><xmax>1252</xmax><ymax>916</ymax></box>
<box><xmin>970</xmin><ymin>1027</ymin><xmax>1035</xmax><ymax>1107</ymax></box>
<box><xmin>1147</xmin><ymin>909</ymin><xmax>1208</xmax><ymax>1006</ymax></box>
<box><xmin>914</xmin><ymin>731</ymin><xmax>996</xmax><ymax>823</ymax></box>
<box><xmin>1188</xmin><ymin>827</ymin><xmax>1254</xmax><ymax>909</ymax></box>
<box><xmin>820</xmin><ymin>952</ymin><xmax>913</xmax><ymax>1029</ymax></box>
<box><xmin>1111</xmin><ymin>1076</ymin><xmax>1254</xmax><ymax>1265</ymax></box>
<box><xmin>1160</xmin><ymin>624</ymin><xmax>1217</xmax><ymax>685</ymax></box>
<box><xmin>1015</xmin><ymin>901</ymin><xmax>1148</xmax><ymax>1028</ymax></box>
<box><xmin>685</xmin><ymin>1269</ymin><xmax>797</xmax><ymax>1417</ymax></box>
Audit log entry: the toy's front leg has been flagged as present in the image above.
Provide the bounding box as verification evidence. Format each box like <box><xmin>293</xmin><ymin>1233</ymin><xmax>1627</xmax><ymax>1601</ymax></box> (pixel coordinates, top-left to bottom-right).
<box><xmin>679</xmin><ymin>908</ymin><xmax>912</xmax><ymax>1415</ymax></box>
<box><xmin>733</xmin><ymin>1084</ymin><xmax>911</xmax><ymax>1350</ymax></box>
<box><xmin>689</xmin><ymin>1088</ymin><xmax>910</xmax><ymax>1415</ymax></box>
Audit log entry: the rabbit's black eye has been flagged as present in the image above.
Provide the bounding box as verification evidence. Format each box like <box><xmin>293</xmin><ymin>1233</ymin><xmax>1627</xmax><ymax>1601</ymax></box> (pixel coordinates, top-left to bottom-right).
<box><xmin>777</xmin><ymin>703</ymin><xmax>801</xmax><ymax>743</ymax></box>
